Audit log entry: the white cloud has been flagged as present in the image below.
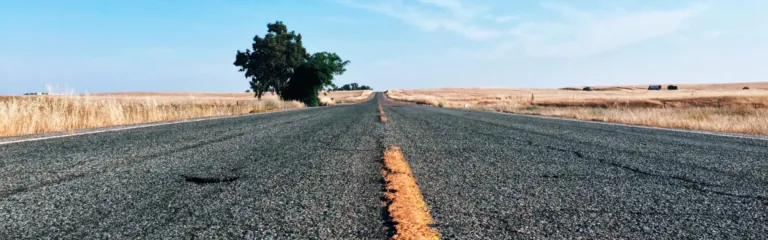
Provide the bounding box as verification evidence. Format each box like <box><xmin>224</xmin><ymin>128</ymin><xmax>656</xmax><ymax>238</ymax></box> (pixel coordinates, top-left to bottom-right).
<box><xmin>504</xmin><ymin>3</ymin><xmax>709</xmax><ymax>58</ymax></box>
<box><xmin>416</xmin><ymin>0</ymin><xmax>487</xmax><ymax>19</ymax></box>
<box><xmin>337</xmin><ymin>0</ymin><xmax>499</xmax><ymax>40</ymax></box>
<box><xmin>493</xmin><ymin>15</ymin><xmax>516</xmax><ymax>23</ymax></box>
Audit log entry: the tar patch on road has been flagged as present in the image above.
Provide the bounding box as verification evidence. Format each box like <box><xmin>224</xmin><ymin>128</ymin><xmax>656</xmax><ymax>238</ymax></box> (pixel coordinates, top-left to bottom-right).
<box><xmin>181</xmin><ymin>175</ymin><xmax>240</xmax><ymax>184</ymax></box>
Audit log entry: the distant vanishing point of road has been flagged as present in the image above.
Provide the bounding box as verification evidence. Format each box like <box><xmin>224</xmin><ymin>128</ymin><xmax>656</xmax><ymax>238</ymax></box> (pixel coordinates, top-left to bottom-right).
<box><xmin>1</xmin><ymin>93</ymin><xmax>767</xmax><ymax>239</ymax></box>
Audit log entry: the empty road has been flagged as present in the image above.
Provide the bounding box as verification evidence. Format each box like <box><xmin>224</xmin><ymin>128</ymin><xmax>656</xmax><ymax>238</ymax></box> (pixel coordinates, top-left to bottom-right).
<box><xmin>2</xmin><ymin>93</ymin><xmax>767</xmax><ymax>239</ymax></box>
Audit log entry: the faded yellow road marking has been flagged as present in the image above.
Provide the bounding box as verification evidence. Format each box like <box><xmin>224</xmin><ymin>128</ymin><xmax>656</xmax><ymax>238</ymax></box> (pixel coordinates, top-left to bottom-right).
<box><xmin>382</xmin><ymin>146</ymin><xmax>440</xmax><ymax>240</ymax></box>
<box><xmin>379</xmin><ymin>104</ymin><xmax>388</xmax><ymax>123</ymax></box>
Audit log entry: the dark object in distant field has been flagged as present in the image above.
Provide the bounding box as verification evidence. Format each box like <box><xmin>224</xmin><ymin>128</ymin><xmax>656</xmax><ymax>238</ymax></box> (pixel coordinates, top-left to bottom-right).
<box><xmin>583</xmin><ymin>87</ymin><xmax>594</xmax><ymax>91</ymax></box>
<box><xmin>667</xmin><ymin>85</ymin><xmax>679</xmax><ymax>90</ymax></box>
<box><xmin>648</xmin><ymin>85</ymin><xmax>662</xmax><ymax>90</ymax></box>
<box><xmin>743</xmin><ymin>87</ymin><xmax>750</xmax><ymax>90</ymax></box>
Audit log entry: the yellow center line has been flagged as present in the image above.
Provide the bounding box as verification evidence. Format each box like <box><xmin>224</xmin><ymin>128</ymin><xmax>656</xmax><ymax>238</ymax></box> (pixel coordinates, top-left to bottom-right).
<box><xmin>379</xmin><ymin>104</ymin><xmax>388</xmax><ymax>123</ymax></box>
<box><xmin>382</xmin><ymin>146</ymin><xmax>440</xmax><ymax>240</ymax></box>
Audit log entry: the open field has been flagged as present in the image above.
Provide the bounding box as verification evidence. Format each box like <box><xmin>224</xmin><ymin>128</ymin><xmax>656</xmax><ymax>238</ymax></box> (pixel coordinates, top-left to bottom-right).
<box><xmin>0</xmin><ymin>90</ymin><xmax>375</xmax><ymax>137</ymax></box>
<box><xmin>0</xmin><ymin>92</ymin><xmax>307</xmax><ymax>137</ymax></box>
<box><xmin>386</xmin><ymin>82</ymin><xmax>768</xmax><ymax>135</ymax></box>
<box><xmin>84</xmin><ymin>90</ymin><xmax>374</xmax><ymax>104</ymax></box>
<box><xmin>320</xmin><ymin>90</ymin><xmax>374</xmax><ymax>105</ymax></box>
<box><xmin>574</xmin><ymin>82</ymin><xmax>768</xmax><ymax>91</ymax></box>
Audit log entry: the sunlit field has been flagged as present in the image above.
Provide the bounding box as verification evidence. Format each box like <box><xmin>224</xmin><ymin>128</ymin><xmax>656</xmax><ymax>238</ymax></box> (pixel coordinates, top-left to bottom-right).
<box><xmin>386</xmin><ymin>82</ymin><xmax>768</xmax><ymax>135</ymax></box>
<box><xmin>0</xmin><ymin>92</ymin><xmax>306</xmax><ymax>137</ymax></box>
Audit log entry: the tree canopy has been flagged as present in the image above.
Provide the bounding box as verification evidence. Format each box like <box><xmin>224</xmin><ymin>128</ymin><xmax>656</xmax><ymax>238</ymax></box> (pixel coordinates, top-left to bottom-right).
<box><xmin>235</xmin><ymin>21</ymin><xmax>361</xmax><ymax>105</ymax></box>
<box><xmin>282</xmin><ymin>54</ymin><xmax>351</xmax><ymax>106</ymax></box>
<box><xmin>334</xmin><ymin>83</ymin><xmax>372</xmax><ymax>91</ymax></box>
<box><xmin>234</xmin><ymin>21</ymin><xmax>307</xmax><ymax>99</ymax></box>
<box><xmin>307</xmin><ymin>52</ymin><xmax>350</xmax><ymax>90</ymax></box>
<box><xmin>281</xmin><ymin>63</ymin><xmax>325</xmax><ymax>107</ymax></box>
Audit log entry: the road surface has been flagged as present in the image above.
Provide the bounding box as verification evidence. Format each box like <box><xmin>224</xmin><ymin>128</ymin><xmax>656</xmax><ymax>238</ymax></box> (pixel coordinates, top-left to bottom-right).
<box><xmin>1</xmin><ymin>93</ymin><xmax>767</xmax><ymax>239</ymax></box>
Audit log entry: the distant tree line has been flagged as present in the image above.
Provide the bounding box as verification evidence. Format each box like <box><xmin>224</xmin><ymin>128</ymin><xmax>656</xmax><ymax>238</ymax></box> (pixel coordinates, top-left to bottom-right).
<box><xmin>234</xmin><ymin>21</ymin><xmax>367</xmax><ymax>106</ymax></box>
<box><xmin>327</xmin><ymin>83</ymin><xmax>372</xmax><ymax>91</ymax></box>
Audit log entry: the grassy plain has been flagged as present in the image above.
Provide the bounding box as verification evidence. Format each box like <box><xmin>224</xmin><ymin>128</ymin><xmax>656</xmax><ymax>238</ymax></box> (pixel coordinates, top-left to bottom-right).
<box><xmin>386</xmin><ymin>82</ymin><xmax>768</xmax><ymax>135</ymax></box>
<box><xmin>0</xmin><ymin>90</ymin><xmax>372</xmax><ymax>137</ymax></box>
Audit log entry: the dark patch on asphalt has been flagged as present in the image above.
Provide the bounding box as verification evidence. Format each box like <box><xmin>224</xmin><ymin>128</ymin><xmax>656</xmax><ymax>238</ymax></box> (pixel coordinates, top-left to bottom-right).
<box><xmin>0</xmin><ymin>187</ymin><xmax>28</xmax><ymax>199</ymax></box>
<box><xmin>379</xmin><ymin>197</ymin><xmax>397</xmax><ymax>238</ymax></box>
<box><xmin>325</xmin><ymin>147</ymin><xmax>378</xmax><ymax>152</ymax></box>
<box><xmin>181</xmin><ymin>175</ymin><xmax>240</xmax><ymax>184</ymax></box>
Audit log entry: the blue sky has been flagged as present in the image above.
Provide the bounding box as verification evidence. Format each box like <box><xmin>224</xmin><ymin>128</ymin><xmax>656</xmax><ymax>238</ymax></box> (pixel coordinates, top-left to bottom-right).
<box><xmin>1</xmin><ymin>0</ymin><xmax>766</xmax><ymax>94</ymax></box>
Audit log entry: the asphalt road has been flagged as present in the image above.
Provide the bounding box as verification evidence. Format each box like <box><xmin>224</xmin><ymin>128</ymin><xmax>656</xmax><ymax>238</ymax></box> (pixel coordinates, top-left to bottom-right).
<box><xmin>2</xmin><ymin>93</ymin><xmax>767</xmax><ymax>239</ymax></box>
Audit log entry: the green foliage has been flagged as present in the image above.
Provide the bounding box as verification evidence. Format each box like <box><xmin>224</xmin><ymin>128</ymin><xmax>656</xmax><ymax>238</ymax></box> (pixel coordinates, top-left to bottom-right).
<box><xmin>235</xmin><ymin>21</ymin><xmax>355</xmax><ymax>105</ymax></box>
<box><xmin>326</xmin><ymin>83</ymin><xmax>338</xmax><ymax>91</ymax></box>
<box><xmin>281</xmin><ymin>63</ymin><xmax>324</xmax><ymax>106</ymax></box>
<box><xmin>307</xmin><ymin>52</ymin><xmax>350</xmax><ymax>89</ymax></box>
<box><xmin>438</xmin><ymin>102</ymin><xmax>444</xmax><ymax>108</ymax></box>
<box><xmin>234</xmin><ymin>21</ymin><xmax>307</xmax><ymax>99</ymax></box>
<box><xmin>281</xmin><ymin>52</ymin><xmax>352</xmax><ymax>106</ymax></box>
<box><xmin>526</xmin><ymin>105</ymin><xmax>539</xmax><ymax>111</ymax></box>
<box><xmin>334</xmin><ymin>83</ymin><xmax>372</xmax><ymax>91</ymax></box>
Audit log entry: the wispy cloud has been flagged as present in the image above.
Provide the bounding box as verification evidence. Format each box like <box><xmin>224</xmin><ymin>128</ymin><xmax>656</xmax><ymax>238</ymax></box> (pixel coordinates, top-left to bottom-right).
<box><xmin>485</xmin><ymin>15</ymin><xmax>517</xmax><ymax>23</ymax></box>
<box><xmin>476</xmin><ymin>2</ymin><xmax>710</xmax><ymax>59</ymax></box>
<box><xmin>337</xmin><ymin>0</ymin><xmax>499</xmax><ymax>40</ymax></box>
<box><xmin>340</xmin><ymin>1</ymin><xmax>709</xmax><ymax>59</ymax></box>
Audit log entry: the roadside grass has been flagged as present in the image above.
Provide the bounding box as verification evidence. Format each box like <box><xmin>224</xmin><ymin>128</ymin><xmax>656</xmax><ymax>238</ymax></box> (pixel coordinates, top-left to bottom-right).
<box><xmin>386</xmin><ymin>85</ymin><xmax>768</xmax><ymax>135</ymax></box>
<box><xmin>0</xmin><ymin>94</ymin><xmax>304</xmax><ymax>137</ymax></box>
<box><xmin>479</xmin><ymin>104</ymin><xmax>768</xmax><ymax>135</ymax></box>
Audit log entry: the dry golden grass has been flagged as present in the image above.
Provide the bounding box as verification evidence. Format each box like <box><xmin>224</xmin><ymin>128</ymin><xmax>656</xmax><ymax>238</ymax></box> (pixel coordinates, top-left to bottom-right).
<box><xmin>0</xmin><ymin>93</ymin><xmax>304</xmax><ymax>137</ymax></box>
<box><xmin>317</xmin><ymin>90</ymin><xmax>374</xmax><ymax>106</ymax></box>
<box><xmin>322</xmin><ymin>90</ymin><xmax>374</xmax><ymax>104</ymax></box>
<box><xmin>610</xmin><ymin>82</ymin><xmax>768</xmax><ymax>91</ymax></box>
<box><xmin>381</xmin><ymin>146</ymin><xmax>440</xmax><ymax>240</ymax></box>
<box><xmin>386</xmin><ymin>82</ymin><xmax>768</xmax><ymax>135</ymax></box>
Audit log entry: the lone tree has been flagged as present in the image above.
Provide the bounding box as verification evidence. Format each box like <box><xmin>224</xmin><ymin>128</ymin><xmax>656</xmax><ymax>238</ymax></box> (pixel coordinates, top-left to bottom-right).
<box><xmin>235</xmin><ymin>21</ymin><xmax>353</xmax><ymax>106</ymax></box>
<box><xmin>234</xmin><ymin>21</ymin><xmax>307</xmax><ymax>99</ymax></box>
<box><xmin>282</xmin><ymin>52</ymin><xmax>351</xmax><ymax>106</ymax></box>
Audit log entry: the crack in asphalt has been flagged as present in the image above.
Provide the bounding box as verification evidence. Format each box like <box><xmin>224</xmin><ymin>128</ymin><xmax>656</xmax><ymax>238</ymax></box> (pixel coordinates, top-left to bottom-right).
<box><xmin>0</xmin><ymin>173</ymin><xmax>88</xmax><ymax>199</ymax></box>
